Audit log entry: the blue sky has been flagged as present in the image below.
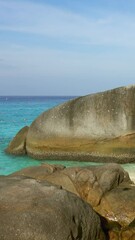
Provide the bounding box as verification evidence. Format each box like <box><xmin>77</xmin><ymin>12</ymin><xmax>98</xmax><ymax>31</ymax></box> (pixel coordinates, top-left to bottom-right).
<box><xmin>0</xmin><ymin>0</ymin><xmax>135</xmax><ymax>95</ymax></box>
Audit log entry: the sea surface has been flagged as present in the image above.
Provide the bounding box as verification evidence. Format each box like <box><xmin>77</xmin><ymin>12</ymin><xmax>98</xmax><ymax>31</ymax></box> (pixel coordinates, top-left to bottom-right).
<box><xmin>0</xmin><ymin>96</ymin><xmax>135</xmax><ymax>177</ymax></box>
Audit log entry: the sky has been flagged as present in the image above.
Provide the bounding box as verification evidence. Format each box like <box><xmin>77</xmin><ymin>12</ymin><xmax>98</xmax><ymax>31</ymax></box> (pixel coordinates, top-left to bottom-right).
<box><xmin>0</xmin><ymin>0</ymin><xmax>135</xmax><ymax>96</ymax></box>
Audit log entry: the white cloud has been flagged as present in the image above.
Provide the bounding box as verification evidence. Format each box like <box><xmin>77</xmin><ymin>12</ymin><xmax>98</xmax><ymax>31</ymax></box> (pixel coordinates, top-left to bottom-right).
<box><xmin>0</xmin><ymin>0</ymin><xmax>135</xmax><ymax>46</ymax></box>
<box><xmin>0</xmin><ymin>0</ymin><xmax>135</xmax><ymax>95</ymax></box>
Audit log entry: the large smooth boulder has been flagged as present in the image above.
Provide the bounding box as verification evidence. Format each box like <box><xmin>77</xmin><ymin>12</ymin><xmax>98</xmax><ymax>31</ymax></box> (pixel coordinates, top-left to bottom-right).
<box><xmin>25</xmin><ymin>85</ymin><xmax>135</xmax><ymax>162</ymax></box>
<box><xmin>5</xmin><ymin>126</ymin><xmax>29</xmax><ymax>155</ymax></box>
<box><xmin>0</xmin><ymin>176</ymin><xmax>103</xmax><ymax>240</ymax></box>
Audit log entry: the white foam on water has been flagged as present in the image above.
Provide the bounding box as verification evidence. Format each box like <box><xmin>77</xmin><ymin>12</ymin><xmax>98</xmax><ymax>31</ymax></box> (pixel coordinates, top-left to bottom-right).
<box><xmin>127</xmin><ymin>171</ymin><xmax>135</xmax><ymax>183</ymax></box>
<box><xmin>122</xmin><ymin>164</ymin><xmax>135</xmax><ymax>183</ymax></box>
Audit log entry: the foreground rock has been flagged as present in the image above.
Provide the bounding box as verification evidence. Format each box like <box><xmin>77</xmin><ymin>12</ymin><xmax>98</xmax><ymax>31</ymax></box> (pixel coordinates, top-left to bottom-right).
<box><xmin>96</xmin><ymin>183</ymin><xmax>135</xmax><ymax>239</ymax></box>
<box><xmin>5</xmin><ymin>126</ymin><xmax>29</xmax><ymax>155</ymax></box>
<box><xmin>12</xmin><ymin>163</ymin><xmax>135</xmax><ymax>240</ymax></box>
<box><xmin>0</xmin><ymin>176</ymin><xmax>103</xmax><ymax>240</ymax></box>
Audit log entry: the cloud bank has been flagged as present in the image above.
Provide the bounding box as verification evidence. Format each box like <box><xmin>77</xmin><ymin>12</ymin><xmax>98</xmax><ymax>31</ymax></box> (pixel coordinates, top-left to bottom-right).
<box><xmin>0</xmin><ymin>0</ymin><xmax>135</xmax><ymax>46</ymax></box>
<box><xmin>0</xmin><ymin>0</ymin><xmax>135</xmax><ymax>95</ymax></box>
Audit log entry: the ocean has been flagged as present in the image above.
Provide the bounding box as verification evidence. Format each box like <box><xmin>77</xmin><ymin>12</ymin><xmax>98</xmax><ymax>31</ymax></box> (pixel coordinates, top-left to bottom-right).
<box><xmin>0</xmin><ymin>96</ymin><xmax>135</xmax><ymax>178</ymax></box>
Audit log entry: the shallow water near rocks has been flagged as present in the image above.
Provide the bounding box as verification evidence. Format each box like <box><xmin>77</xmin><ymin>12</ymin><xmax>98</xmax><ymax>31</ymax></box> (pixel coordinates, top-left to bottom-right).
<box><xmin>0</xmin><ymin>96</ymin><xmax>135</xmax><ymax>178</ymax></box>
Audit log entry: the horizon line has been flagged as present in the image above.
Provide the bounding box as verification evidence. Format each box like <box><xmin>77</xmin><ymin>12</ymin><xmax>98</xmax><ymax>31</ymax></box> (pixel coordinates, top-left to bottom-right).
<box><xmin>0</xmin><ymin>95</ymin><xmax>79</xmax><ymax>97</ymax></box>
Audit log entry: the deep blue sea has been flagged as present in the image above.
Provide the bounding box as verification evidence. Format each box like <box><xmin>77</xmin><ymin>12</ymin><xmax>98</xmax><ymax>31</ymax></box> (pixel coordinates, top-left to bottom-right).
<box><xmin>0</xmin><ymin>96</ymin><xmax>135</xmax><ymax>177</ymax></box>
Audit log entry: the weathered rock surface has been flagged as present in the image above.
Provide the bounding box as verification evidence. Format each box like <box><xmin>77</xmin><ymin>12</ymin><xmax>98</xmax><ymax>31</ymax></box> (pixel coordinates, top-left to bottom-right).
<box><xmin>12</xmin><ymin>163</ymin><xmax>135</xmax><ymax>240</ymax></box>
<box><xmin>5</xmin><ymin>126</ymin><xmax>29</xmax><ymax>155</ymax></box>
<box><xmin>96</xmin><ymin>183</ymin><xmax>135</xmax><ymax>239</ymax></box>
<box><xmin>0</xmin><ymin>175</ymin><xmax>103</xmax><ymax>240</ymax></box>
<box><xmin>11</xmin><ymin>163</ymin><xmax>65</xmax><ymax>179</ymax></box>
<box><xmin>6</xmin><ymin>85</ymin><xmax>135</xmax><ymax>162</ymax></box>
<box><xmin>25</xmin><ymin>85</ymin><xmax>135</xmax><ymax>161</ymax></box>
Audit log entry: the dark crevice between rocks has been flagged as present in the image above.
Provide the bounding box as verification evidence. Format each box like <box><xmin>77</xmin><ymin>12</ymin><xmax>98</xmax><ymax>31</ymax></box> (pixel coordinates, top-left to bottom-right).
<box><xmin>70</xmin><ymin>216</ymin><xmax>83</xmax><ymax>240</ymax></box>
<box><xmin>123</xmin><ymin>187</ymin><xmax>131</xmax><ymax>191</ymax></box>
<box><xmin>129</xmin><ymin>219</ymin><xmax>135</xmax><ymax>228</ymax></box>
<box><xmin>77</xmin><ymin>223</ymin><xmax>83</xmax><ymax>239</ymax></box>
<box><xmin>98</xmin><ymin>214</ymin><xmax>121</xmax><ymax>240</ymax></box>
<box><xmin>24</xmin><ymin>137</ymin><xmax>27</xmax><ymax>155</ymax></box>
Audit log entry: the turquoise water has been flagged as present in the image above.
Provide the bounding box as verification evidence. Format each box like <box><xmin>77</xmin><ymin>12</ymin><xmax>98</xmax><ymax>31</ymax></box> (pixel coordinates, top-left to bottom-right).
<box><xmin>0</xmin><ymin>96</ymin><xmax>135</xmax><ymax>176</ymax></box>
